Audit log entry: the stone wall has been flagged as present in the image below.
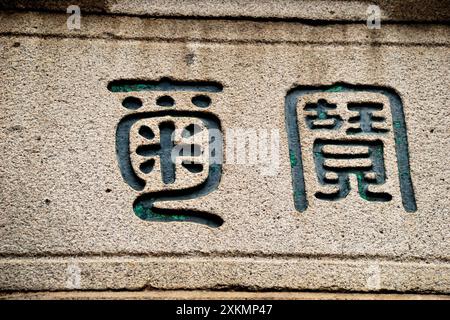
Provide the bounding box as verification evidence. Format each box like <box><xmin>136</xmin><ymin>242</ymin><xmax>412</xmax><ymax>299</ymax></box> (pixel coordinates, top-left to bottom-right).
<box><xmin>0</xmin><ymin>1</ymin><xmax>449</xmax><ymax>294</ymax></box>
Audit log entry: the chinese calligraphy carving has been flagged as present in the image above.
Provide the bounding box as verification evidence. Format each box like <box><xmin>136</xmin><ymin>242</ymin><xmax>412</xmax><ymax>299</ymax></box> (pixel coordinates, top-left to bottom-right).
<box><xmin>285</xmin><ymin>84</ymin><xmax>416</xmax><ymax>212</ymax></box>
<box><xmin>109</xmin><ymin>78</ymin><xmax>224</xmax><ymax>227</ymax></box>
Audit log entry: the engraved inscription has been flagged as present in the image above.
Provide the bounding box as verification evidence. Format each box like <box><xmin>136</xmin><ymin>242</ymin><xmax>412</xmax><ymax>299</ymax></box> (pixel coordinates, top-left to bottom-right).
<box><xmin>109</xmin><ymin>78</ymin><xmax>224</xmax><ymax>227</ymax></box>
<box><xmin>285</xmin><ymin>84</ymin><xmax>416</xmax><ymax>212</ymax></box>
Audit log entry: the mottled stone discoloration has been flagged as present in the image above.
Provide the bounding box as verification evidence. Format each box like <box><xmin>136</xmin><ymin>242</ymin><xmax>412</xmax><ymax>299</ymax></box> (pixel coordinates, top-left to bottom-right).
<box><xmin>0</xmin><ymin>3</ymin><xmax>449</xmax><ymax>293</ymax></box>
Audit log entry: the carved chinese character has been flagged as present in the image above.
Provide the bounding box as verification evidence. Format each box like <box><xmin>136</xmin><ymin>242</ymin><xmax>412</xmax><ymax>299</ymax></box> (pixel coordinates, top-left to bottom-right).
<box><xmin>109</xmin><ymin>78</ymin><xmax>224</xmax><ymax>227</ymax></box>
<box><xmin>285</xmin><ymin>84</ymin><xmax>417</xmax><ymax>212</ymax></box>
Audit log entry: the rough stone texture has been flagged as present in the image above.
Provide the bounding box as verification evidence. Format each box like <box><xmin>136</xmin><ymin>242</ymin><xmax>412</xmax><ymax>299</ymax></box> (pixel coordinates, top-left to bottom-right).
<box><xmin>0</xmin><ymin>3</ymin><xmax>449</xmax><ymax>294</ymax></box>
<box><xmin>1</xmin><ymin>291</ymin><xmax>450</xmax><ymax>300</ymax></box>
<box><xmin>0</xmin><ymin>0</ymin><xmax>449</xmax><ymax>22</ymax></box>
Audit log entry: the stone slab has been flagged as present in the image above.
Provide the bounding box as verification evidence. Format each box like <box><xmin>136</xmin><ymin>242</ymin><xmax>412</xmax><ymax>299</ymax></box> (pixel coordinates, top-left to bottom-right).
<box><xmin>2</xmin><ymin>290</ymin><xmax>450</xmax><ymax>300</ymax></box>
<box><xmin>1</xmin><ymin>256</ymin><xmax>450</xmax><ymax>292</ymax></box>
<box><xmin>0</xmin><ymin>9</ymin><xmax>449</xmax><ymax>293</ymax></box>
<box><xmin>0</xmin><ymin>0</ymin><xmax>449</xmax><ymax>22</ymax></box>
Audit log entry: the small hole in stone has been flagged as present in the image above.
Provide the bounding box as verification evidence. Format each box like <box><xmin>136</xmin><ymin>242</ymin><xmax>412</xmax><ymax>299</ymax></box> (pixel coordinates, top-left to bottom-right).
<box><xmin>139</xmin><ymin>125</ymin><xmax>155</xmax><ymax>140</ymax></box>
<box><xmin>185</xmin><ymin>53</ymin><xmax>195</xmax><ymax>65</ymax></box>
<box><xmin>430</xmin><ymin>129</ymin><xmax>435</xmax><ymax>133</ymax></box>
<box><xmin>191</xmin><ymin>95</ymin><xmax>211</xmax><ymax>108</ymax></box>
<box><xmin>122</xmin><ymin>96</ymin><xmax>143</xmax><ymax>110</ymax></box>
<box><xmin>156</xmin><ymin>95</ymin><xmax>175</xmax><ymax>107</ymax></box>
<box><xmin>105</xmin><ymin>188</ymin><xmax>112</xmax><ymax>193</ymax></box>
<box><xmin>182</xmin><ymin>162</ymin><xmax>204</xmax><ymax>173</ymax></box>
<box><xmin>44</xmin><ymin>199</ymin><xmax>51</xmax><ymax>205</ymax></box>
<box><xmin>140</xmin><ymin>158</ymin><xmax>155</xmax><ymax>174</ymax></box>
<box><xmin>13</xmin><ymin>42</ymin><xmax>20</xmax><ymax>47</ymax></box>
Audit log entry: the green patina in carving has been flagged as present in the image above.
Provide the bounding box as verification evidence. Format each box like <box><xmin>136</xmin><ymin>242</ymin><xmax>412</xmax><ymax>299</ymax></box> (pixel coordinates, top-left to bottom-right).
<box><xmin>289</xmin><ymin>150</ymin><xmax>297</xmax><ymax>167</ymax></box>
<box><xmin>325</xmin><ymin>85</ymin><xmax>345</xmax><ymax>93</ymax></box>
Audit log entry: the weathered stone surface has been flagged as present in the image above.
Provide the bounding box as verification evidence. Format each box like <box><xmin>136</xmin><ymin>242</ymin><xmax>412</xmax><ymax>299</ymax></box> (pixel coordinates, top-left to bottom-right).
<box><xmin>0</xmin><ymin>3</ymin><xmax>449</xmax><ymax>294</ymax></box>
<box><xmin>0</xmin><ymin>0</ymin><xmax>449</xmax><ymax>22</ymax></box>
<box><xmin>2</xmin><ymin>290</ymin><xmax>450</xmax><ymax>300</ymax></box>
